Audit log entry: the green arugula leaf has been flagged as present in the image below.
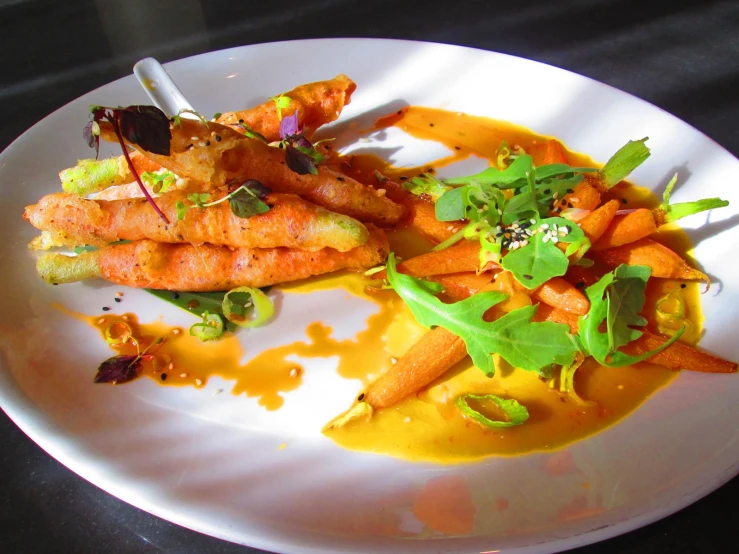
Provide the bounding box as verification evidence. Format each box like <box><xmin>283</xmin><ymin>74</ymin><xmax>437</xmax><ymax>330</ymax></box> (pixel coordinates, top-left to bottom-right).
<box><xmin>455</xmin><ymin>394</ymin><xmax>529</xmax><ymax>428</ymax></box>
<box><xmin>435</xmin><ymin>187</ymin><xmax>466</xmax><ymax>221</ymax></box>
<box><xmin>386</xmin><ymin>253</ymin><xmax>578</xmax><ymax>375</ymax></box>
<box><xmin>577</xmin><ymin>264</ymin><xmax>683</xmax><ymax>366</ymax></box>
<box><xmin>501</xmin><ymin>217</ymin><xmax>588</xmax><ymax>289</ymax></box>
<box><xmin>444</xmin><ymin>154</ymin><xmax>534</xmax><ymax>188</ymax></box>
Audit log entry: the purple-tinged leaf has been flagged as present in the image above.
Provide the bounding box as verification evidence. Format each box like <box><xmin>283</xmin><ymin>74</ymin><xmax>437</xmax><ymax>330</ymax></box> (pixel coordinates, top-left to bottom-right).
<box><xmin>118</xmin><ymin>105</ymin><xmax>171</xmax><ymax>155</ymax></box>
<box><xmin>83</xmin><ymin>121</ymin><xmax>100</xmax><ymax>157</ymax></box>
<box><xmin>94</xmin><ymin>355</ymin><xmax>142</xmax><ymax>384</ymax></box>
<box><xmin>285</xmin><ymin>144</ymin><xmax>318</xmax><ymax>175</ymax></box>
<box><xmin>241</xmin><ymin>179</ymin><xmax>271</xmax><ymax>198</ymax></box>
<box><xmin>279</xmin><ymin>112</ymin><xmax>300</xmax><ymax>139</ymax></box>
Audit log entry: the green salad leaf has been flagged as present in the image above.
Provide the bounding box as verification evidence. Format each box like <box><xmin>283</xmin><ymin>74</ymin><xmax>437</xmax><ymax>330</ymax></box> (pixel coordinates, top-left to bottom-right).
<box><xmin>500</xmin><ymin>217</ymin><xmax>588</xmax><ymax>289</ymax></box>
<box><xmin>386</xmin><ymin>253</ymin><xmax>578</xmax><ymax>375</ymax></box>
<box><xmin>576</xmin><ymin>264</ymin><xmax>683</xmax><ymax>366</ymax></box>
<box><xmin>455</xmin><ymin>393</ymin><xmax>529</xmax><ymax>428</ymax></box>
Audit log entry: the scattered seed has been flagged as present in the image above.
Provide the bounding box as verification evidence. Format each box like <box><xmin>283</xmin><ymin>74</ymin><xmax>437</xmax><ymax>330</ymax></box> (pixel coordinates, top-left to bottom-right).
<box><xmin>289</xmin><ymin>368</ymin><xmax>299</xmax><ymax>378</ymax></box>
<box><xmin>102</xmin><ymin>307</ymin><xmax>110</xmax><ymax>311</ymax></box>
<box><xmin>575</xmin><ymin>281</ymin><xmax>585</xmax><ymax>289</ymax></box>
<box><xmin>180</xmin><ymin>373</ymin><xmax>187</xmax><ymax>378</ymax></box>
<box><xmin>114</xmin><ymin>298</ymin><xmax>121</xmax><ymax>303</ymax></box>
<box><xmin>97</xmin><ymin>318</ymin><xmax>105</xmax><ymax>325</ymax></box>
<box><xmin>168</xmin><ymin>362</ymin><xmax>174</xmax><ymax>370</ymax></box>
<box><xmin>523</xmin><ymin>274</ymin><xmax>533</xmax><ymax>280</ymax></box>
<box><xmin>116</xmin><ymin>292</ymin><xmax>124</xmax><ymax>297</ymax></box>
<box><xmin>403</xmin><ymin>416</ymin><xmax>412</xmax><ymax>423</ymax></box>
<box><xmin>160</xmin><ymin>373</ymin><xmax>167</xmax><ymax>381</ymax></box>
<box><xmin>172</xmin><ymin>329</ymin><xmax>181</xmax><ymax>335</ymax></box>
<box><xmin>680</xmin><ymin>283</ymin><xmax>687</xmax><ymax>289</ymax></box>
<box><xmin>213</xmin><ymin>389</ymin><xmax>223</xmax><ymax>396</ymax></box>
<box><xmin>195</xmin><ymin>378</ymin><xmax>203</xmax><ymax>386</ymax></box>
<box><xmin>542</xmin><ymin>234</ymin><xmax>551</xmax><ymax>243</ymax></box>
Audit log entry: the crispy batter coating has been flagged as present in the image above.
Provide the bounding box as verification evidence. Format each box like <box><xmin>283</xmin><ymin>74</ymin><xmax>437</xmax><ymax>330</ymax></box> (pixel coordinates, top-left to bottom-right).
<box><xmin>24</xmin><ymin>191</ymin><xmax>368</xmax><ymax>252</ymax></box>
<box><xmin>217</xmin><ymin>75</ymin><xmax>356</xmax><ymax>140</ymax></box>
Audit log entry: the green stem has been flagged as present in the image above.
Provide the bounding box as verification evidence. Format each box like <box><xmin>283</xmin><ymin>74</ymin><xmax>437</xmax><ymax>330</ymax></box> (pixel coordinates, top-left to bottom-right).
<box><xmin>600</xmin><ymin>137</ymin><xmax>651</xmax><ymax>188</ymax></box>
<box><xmin>431</xmin><ymin>227</ymin><xmax>467</xmax><ymax>252</ymax></box>
<box><xmin>663</xmin><ymin>198</ymin><xmax>730</xmax><ymax>223</ymax></box>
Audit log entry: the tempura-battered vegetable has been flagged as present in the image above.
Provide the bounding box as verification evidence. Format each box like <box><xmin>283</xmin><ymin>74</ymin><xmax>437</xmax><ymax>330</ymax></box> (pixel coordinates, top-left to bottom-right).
<box><xmin>217</xmin><ymin>75</ymin><xmax>357</xmax><ymax>141</ymax></box>
<box><xmin>36</xmin><ymin>225</ymin><xmax>388</xmax><ymax>291</ymax></box>
<box><xmin>98</xmin><ymin>119</ymin><xmax>405</xmax><ymax>225</ymax></box>
<box><xmin>24</xmin><ymin>191</ymin><xmax>369</xmax><ymax>252</ymax></box>
<box><xmin>59</xmin><ymin>151</ymin><xmax>161</xmax><ymax>196</ymax></box>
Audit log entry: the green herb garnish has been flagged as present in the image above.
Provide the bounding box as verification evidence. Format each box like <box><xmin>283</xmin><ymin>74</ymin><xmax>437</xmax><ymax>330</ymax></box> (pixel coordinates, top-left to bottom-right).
<box><xmin>386</xmin><ymin>253</ymin><xmax>578</xmax><ymax>376</ymax></box>
<box><xmin>658</xmin><ymin>173</ymin><xmax>729</xmax><ymax>224</ymax></box>
<box><xmin>189</xmin><ymin>311</ymin><xmax>225</xmax><ymax>340</ymax></box>
<box><xmin>455</xmin><ymin>393</ymin><xmax>529</xmax><ymax>428</ymax></box>
<box><xmin>576</xmin><ymin>264</ymin><xmax>683</xmax><ymax>366</ymax></box>
<box><xmin>176</xmin><ymin>180</ymin><xmax>271</xmax><ymax>221</ymax></box>
<box><xmin>271</xmin><ymin>94</ymin><xmax>292</xmax><ymax>120</ymax></box>
<box><xmin>222</xmin><ymin>286</ymin><xmax>274</xmax><ymax>328</ymax></box>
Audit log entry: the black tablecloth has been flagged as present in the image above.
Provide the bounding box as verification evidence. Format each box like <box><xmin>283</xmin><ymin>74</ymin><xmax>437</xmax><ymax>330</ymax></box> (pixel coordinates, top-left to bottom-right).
<box><xmin>1</xmin><ymin>1</ymin><xmax>737</xmax><ymax>552</ymax></box>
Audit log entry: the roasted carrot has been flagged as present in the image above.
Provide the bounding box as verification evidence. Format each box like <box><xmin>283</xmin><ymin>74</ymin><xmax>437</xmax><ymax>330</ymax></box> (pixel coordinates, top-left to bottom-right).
<box><xmin>590</xmin><ymin>238</ymin><xmax>707</xmax><ymax>281</ymax></box>
<box><xmin>624</xmin><ymin>333</ymin><xmax>738</xmax><ymax>373</ymax></box>
<box><xmin>363</xmin><ymin>327</ymin><xmax>468</xmax><ymax>409</ymax></box>
<box><xmin>525</xmin><ymin>277</ymin><xmax>589</xmax><ymax>315</ymax></box>
<box><xmin>578</xmin><ymin>199</ymin><xmax>620</xmax><ymax>244</ymax></box>
<box><xmin>24</xmin><ymin>191</ymin><xmax>369</xmax><ymax>252</ymax></box>
<box><xmin>216</xmin><ymin>75</ymin><xmax>356</xmax><ymax>141</ymax></box>
<box><xmin>367</xmin><ymin>175</ymin><xmax>463</xmax><ymax>243</ymax></box>
<box><xmin>534</xmin><ymin>306</ymin><xmax>736</xmax><ymax>373</ymax></box>
<box><xmin>529</xmin><ymin>138</ymin><xmax>568</xmax><ymax>166</ymax></box>
<box><xmin>36</xmin><ymin>225</ymin><xmax>388</xmax><ymax>291</ymax></box>
<box><xmin>432</xmin><ymin>272</ymin><xmax>493</xmax><ymax>302</ymax></box>
<box><xmin>99</xmin><ymin>119</ymin><xmax>405</xmax><ymax>226</ymax></box>
<box><xmin>375</xmin><ymin>239</ymin><xmax>493</xmax><ymax>280</ymax></box>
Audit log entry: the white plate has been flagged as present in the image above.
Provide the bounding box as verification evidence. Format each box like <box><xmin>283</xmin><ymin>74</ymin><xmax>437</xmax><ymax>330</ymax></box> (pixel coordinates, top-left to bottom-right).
<box><xmin>1</xmin><ymin>39</ymin><xmax>737</xmax><ymax>554</ymax></box>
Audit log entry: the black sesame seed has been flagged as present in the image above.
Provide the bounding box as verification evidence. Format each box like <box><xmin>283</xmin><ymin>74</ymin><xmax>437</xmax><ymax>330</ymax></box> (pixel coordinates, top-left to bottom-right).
<box><xmin>239</xmin><ymin>119</ymin><xmax>244</xmax><ymax>123</ymax></box>
<box><xmin>337</xmin><ymin>177</ymin><xmax>345</xmax><ymax>182</ymax></box>
<box><xmin>454</xmin><ymin>146</ymin><xmax>461</xmax><ymax>150</ymax></box>
<box><xmin>680</xmin><ymin>283</ymin><xmax>687</xmax><ymax>289</ymax></box>
<box><xmin>357</xmin><ymin>393</ymin><xmax>365</xmax><ymax>401</ymax></box>
<box><xmin>396</xmin><ymin>110</ymin><xmax>402</xmax><ymax>115</ymax></box>
<box><xmin>205</xmin><ymin>140</ymin><xmax>211</xmax><ymax>146</ymax></box>
<box><xmin>215</xmin><ymin>135</ymin><xmax>222</xmax><ymax>142</ymax></box>
<box><xmin>555</xmin><ymin>207</ymin><xmax>562</xmax><ymax>213</ymax></box>
<box><xmin>418</xmin><ymin>173</ymin><xmax>427</xmax><ymax>178</ymax></box>
<box><xmin>568</xmin><ymin>202</ymin><xmax>574</xmax><ymax>208</ymax></box>
<box><xmin>575</xmin><ymin>281</ymin><xmax>586</xmax><ymax>289</ymax></box>
<box><xmin>114</xmin><ymin>298</ymin><xmax>121</xmax><ymax>303</ymax></box>
<box><xmin>429</xmin><ymin>123</ymin><xmax>435</xmax><ymax>127</ymax></box>
<box><xmin>160</xmin><ymin>373</ymin><xmax>167</xmax><ymax>381</ymax></box>
<box><xmin>523</xmin><ymin>274</ymin><xmax>533</xmax><ymax>280</ymax></box>
<box><xmin>185</xmin><ymin>143</ymin><xmax>193</xmax><ymax>149</ymax></box>
<box><xmin>621</xmin><ymin>198</ymin><xmax>628</xmax><ymax>204</ymax></box>
<box><xmin>102</xmin><ymin>307</ymin><xmax>110</xmax><ymax>311</ymax></box>
<box><xmin>400</xmin><ymin>176</ymin><xmax>408</xmax><ymax>181</ymax></box>
<box><xmin>566</xmin><ymin>189</ymin><xmax>574</xmax><ymax>194</ymax></box>
<box><xmin>543</xmin><ymin>189</ymin><xmax>551</xmax><ymax>194</ymax></box>
<box><xmin>172</xmin><ymin>292</ymin><xmax>180</xmax><ymax>300</ymax></box>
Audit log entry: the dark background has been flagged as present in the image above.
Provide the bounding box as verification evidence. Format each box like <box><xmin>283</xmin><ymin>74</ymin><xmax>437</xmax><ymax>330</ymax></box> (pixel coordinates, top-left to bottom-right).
<box><xmin>1</xmin><ymin>0</ymin><xmax>737</xmax><ymax>552</ymax></box>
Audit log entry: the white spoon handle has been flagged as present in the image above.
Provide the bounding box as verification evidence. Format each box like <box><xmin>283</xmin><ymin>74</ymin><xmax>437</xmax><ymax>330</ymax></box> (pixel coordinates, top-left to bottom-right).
<box><xmin>133</xmin><ymin>57</ymin><xmax>196</xmax><ymax>118</ymax></box>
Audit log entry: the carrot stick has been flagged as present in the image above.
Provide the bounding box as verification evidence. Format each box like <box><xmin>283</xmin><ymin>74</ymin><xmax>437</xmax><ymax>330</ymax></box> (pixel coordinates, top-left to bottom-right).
<box><xmin>216</xmin><ymin>75</ymin><xmax>356</xmax><ymax>141</ymax></box>
<box><xmin>432</xmin><ymin>272</ymin><xmax>493</xmax><ymax>302</ymax></box>
<box><xmin>367</xmin><ymin>175</ymin><xmax>463</xmax><ymax>243</ymax></box>
<box><xmin>529</xmin><ymin>139</ymin><xmax>568</xmax><ymax>166</ymax></box>
<box><xmin>591</xmin><ymin>209</ymin><xmax>657</xmax><ymax>251</ymax></box>
<box><xmin>363</xmin><ymin>327</ymin><xmax>468</xmax><ymax>409</ymax></box>
<box><xmin>534</xmin><ymin>306</ymin><xmax>736</xmax><ymax>373</ymax></box>
<box><xmin>527</xmin><ymin>277</ymin><xmax>589</xmax><ymax>315</ymax></box>
<box><xmin>590</xmin><ymin>238</ymin><xmax>708</xmax><ymax>281</ymax></box>
<box><xmin>578</xmin><ymin>199</ymin><xmax>620</xmax><ymax>244</ymax></box>
<box><xmin>624</xmin><ymin>332</ymin><xmax>737</xmax><ymax>373</ymax></box>
<box><xmin>375</xmin><ymin>239</ymin><xmax>492</xmax><ymax>280</ymax></box>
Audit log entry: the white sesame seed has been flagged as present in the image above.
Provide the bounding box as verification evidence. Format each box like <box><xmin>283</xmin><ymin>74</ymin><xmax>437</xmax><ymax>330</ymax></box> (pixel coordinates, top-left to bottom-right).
<box><xmin>97</xmin><ymin>318</ymin><xmax>105</xmax><ymax>325</ymax></box>
<box><xmin>542</xmin><ymin>234</ymin><xmax>551</xmax><ymax>243</ymax></box>
<box><xmin>477</xmin><ymin>208</ymin><xmax>484</xmax><ymax>213</ymax></box>
<box><xmin>530</xmin><ymin>219</ymin><xmax>536</xmax><ymax>225</ymax></box>
<box><xmin>122</xmin><ymin>315</ymin><xmax>129</xmax><ymax>321</ymax></box>
<box><xmin>403</xmin><ymin>416</ymin><xmax>412</xmax><ymax>423</ymax></box>
<box><xmin>551</xmin><ymin>237</ymin><xmax>559</xmax><ymax>244</ymax></box>
<box><xmin>195</xmin><ymin>378</ymin><xmax>203</xmax><ymax>386</ymax></box>
<box><xmin>571</xmin><ymin>198</ymin><xmax>580</xmax><ymax>204</ymax></box>
<box><xmin>540</xmin><ymin>223</ymin><xmax>549</xmax><ymax>230</ymax></box>
<box><xmin>497</xmin><ymin>209</ymin><xmax>503</xmax><ymax>215</ymax></box>
<box><xmin>526</xmin><ymin>229</ymin><xmax>534</xmax><ymax>236</ymax></box>
<box><xmin>168</xmin><ymin>363</ymin><xmax>174</xmax><ymax>370</ymax></box>
<box><xmin>191</xmin><ymin>136</ymin><xmax>199</xmax><ymax>140</ymax></box>
<box><xmin>172</xmin><ymin>329</ymin><xmax>180</xmax><ymax>335</ymax></box>
<box><xmin>116</xmin><ymin>292</ymin><xmax>124</xmax><ymax>297</ymax></box>
<box><xmin>180</xmin><ymin>373</ymin><xmax>187</xmax><ymax>378</ymax></box>
<box><xmin>511</xmin><ymin>241</ymin><xmax>520</xmax><ymax>249</ymax></box>
<box><xmin>289</xmin><ymin>368</ymin><xmax>299</xmax><ymax>378</ymax></box>
<box><xmin>198</xmin><ymin>141</ymin><xmax>206</xmax><ymax>147</ymax></box>
<box><xmin>521</xmin><ymin>240</ymin><xmax>529</xmax><ymax>247</ymax></box>
<box><xmin>561</xmin><ymin>227</ymin><xmax>570</xmax><ymax>235</ymax></box>
<box><xmin>390</xmin><ymin>357</ymin><xmax>398</xmax><ymax>364</ymax></box>
<box><xmin>553</xmin><ymin>192</ymin><xmax>559</xmax><ymax>199</ymax></box>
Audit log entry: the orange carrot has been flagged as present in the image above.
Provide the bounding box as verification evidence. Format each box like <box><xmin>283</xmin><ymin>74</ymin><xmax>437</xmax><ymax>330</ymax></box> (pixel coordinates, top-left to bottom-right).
<box><xmin>560</xmin><ymin>178</ymin><xmax>603</xmax><ymax>212</ymax></box>
<box><xmin>527</xmin><ymin>277</ymin><xmax>589</xmax><ymax>315</ymax></box>
<box><xmin>432</xmin><ymin>272</ymin><xmax>493</xmax><ymax>302</ymax></box>
<box><xmin>363</xmin><ymin>327</ymin><xmax>468</xmax><ymax>409</ymax></box>
<box><xmin>590</xmin><ymin>238</ymin><xmax>707</xmax><ymax>281</ymax></box>
<box><xmin>535</xmin><ymin>306</ymin><xmax>735</xmax><ymax>373</ymax></box>
<box><xmin>529</xmin><ymin>139</ymin><xmax>568</xmax><ymax>166</ymax></box>
<box><xmin>578</xmin><ymin>199</ymin><xmax>620</xmax><ymax>244</ymax></box>
<box><xmin>375</xmin><ymin>240</ymin><xmax>492</xmax><ymax>280</ymax></box>
<box><xmin>591</xmin><ymin>209</ymin><xmax>657</xmax><ymax>251</ymax></box>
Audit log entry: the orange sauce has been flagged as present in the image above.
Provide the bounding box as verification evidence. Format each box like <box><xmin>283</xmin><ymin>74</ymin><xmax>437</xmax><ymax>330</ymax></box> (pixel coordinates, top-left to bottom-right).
<box><xmin>73</xmin><ymin>106</ymin><xmax>706</xmax><ymax>463</ymax></box>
